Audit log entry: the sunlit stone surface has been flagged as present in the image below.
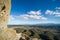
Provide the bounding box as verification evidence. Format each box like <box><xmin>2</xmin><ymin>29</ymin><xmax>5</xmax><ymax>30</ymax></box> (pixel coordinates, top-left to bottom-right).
<box><xmin>0</xmin><ymin>0</ymin><xmax>11</xmax><ymax>29</ymax></box>
<box><xmin>0</xmin><ymin>0</ymin><xmax>18</xmax><ymax>40</ymax></box>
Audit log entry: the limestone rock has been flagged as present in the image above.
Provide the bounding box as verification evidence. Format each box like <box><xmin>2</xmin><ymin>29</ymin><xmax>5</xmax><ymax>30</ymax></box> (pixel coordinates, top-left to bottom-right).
<box><xmin>0</xmin><ymin>0</ymin><xmax>11</xmax><ymax>29</ymax></box>
<box><xmin>0</xmin><ymin>0</ymin><xmax>19</xmax><ymax>40</ymax></box>
<box><xmin>0</xmin><ymin>28</ymin><xmax>16</xmax><ymax>40</ymax></box>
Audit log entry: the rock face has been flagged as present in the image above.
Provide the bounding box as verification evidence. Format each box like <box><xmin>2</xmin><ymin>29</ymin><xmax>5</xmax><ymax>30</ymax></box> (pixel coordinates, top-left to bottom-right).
<box><xmin>0</xmin><ymin>0</ymin><xmax>17</xmax><ymax>40</ymax></box>
<box><xmin>0</xmin><ymin>0</ymin><xmax>11</xmax><ymax>29</ymax></box>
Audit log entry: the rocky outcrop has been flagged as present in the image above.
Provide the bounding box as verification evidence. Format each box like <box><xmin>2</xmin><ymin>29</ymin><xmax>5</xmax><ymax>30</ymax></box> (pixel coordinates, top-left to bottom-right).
<box><xmin>0</xmin><ymin>0</ymin><xmax>11</xmax><ymax>29</ymax></box>
<box><xmin>0</xmin><ymin>0</ymin><xmax>18</xmax><ymax>40</ymax></box>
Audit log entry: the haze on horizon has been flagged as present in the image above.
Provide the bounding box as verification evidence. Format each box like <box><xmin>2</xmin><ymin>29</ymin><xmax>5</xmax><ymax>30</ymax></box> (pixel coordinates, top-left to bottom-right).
<box><xmin>8</xmin><ymin>0</ymin><xmax>60</xmax><ymax>25</ymax></box>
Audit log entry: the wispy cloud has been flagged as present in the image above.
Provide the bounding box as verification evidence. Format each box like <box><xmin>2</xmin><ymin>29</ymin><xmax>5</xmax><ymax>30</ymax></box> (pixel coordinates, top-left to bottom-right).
<box><xmin>45</xmin><ymin>8</ymin><xmax>60</xmax><ymax>17</ymax></box>
<box><xmin>28</xmin><ymin>10</ymin><xmax>41</xmax><ymax>15</ymax></box>
<box><xmin>55</xmin><ymin>7</ymin><xmax>60</xmax><ymax>9</ymax></box>
<box><xmin>8</xmin><ymin>8</ymin><xmax>60</xmax><ymax>25</ymax></box>
<box><xmin>8</xmin><ymin>15</ymin><xmax>21</xmax><ymax>25</ymax></box>
<box><xmin>20</xmin><ymin>10</ymin><xmax>47</xmax><ymax>20</ymax></box>
<box><xmin>45</xmin><ymin>10</ymin><xmax>53</xmax><ymax>15</ymax></box>
<box><xmin>8</xmin><ymin>10</ymin><xmax>48</xmax><ymax>25</ymax></box>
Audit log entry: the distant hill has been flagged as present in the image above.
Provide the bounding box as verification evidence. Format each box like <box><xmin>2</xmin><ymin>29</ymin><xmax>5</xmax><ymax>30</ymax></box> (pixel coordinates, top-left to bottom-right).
<box><xmin>8</xmin><ymin>23</ymin><xmax>60</xmax><ymax>27</ymax></box>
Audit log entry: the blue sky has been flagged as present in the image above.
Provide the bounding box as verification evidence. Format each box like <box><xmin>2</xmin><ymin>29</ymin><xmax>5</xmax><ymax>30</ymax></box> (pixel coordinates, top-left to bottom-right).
<box><xmin>8</xmin><ymin>0</ymin><xmax>60</xmax><ymax>25</ymax></box>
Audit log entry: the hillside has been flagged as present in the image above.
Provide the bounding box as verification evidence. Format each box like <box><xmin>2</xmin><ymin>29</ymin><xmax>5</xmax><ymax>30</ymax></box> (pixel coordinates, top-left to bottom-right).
<box><xmin>8</xmin><ymin>25</ymin><xmax>60</xmax><ymax>40</ymax></box>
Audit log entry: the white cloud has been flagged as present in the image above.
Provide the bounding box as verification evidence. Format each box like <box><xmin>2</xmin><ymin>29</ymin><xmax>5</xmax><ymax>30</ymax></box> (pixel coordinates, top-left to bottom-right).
<box><xmin>9</xmin><ymin>15</ymin><xmax>15</xmax><ymax>20</ymax></box>
<box><xmin>45</xmin><ymin>9</ymin><xmax>60</xmax><ymax>17</ymax></box>
<box><xmin>55</xmin><ymin>15</ymin><xmax>60</xmax><ymax>17</ymax></box>
<box><xmin>28</xmin><ymin>10</ymin><xmax>41</xmax><ymax>15</ymax></box>
<box><xmin>8</xmin><ymin>10</ymin><xmax>48</xmax><ymax>25</ymax></box>
<box><xmin>20</xmin><ymin>10</ymin><xmax>47</xmax><ymax>20</ymax></box>
<box><xmin>8</xmin><ymin>15</ymin><xmax>21</xmax><ymax>25</ymax></box>
<box><xmin>56</xmin><ymin>7</ymin><xmax>60</xmax><ymax>9</ymax></box>
<box><xmin>20</xmin><ymin>14</ymin><xmax>29</xmax><ymax>19</ymax></box>
<box><xmin>8</xmin><ymin>15</ymin><xmax>47</xmax><ymax>25</ymax></box>
<box><xmin>45</xmin><ymin>10</ymin><xmax>53</xmax><ymax>15</ymax></box>
<box><xmin>8</xmin><ymin>9</ymin><xmax>60</xmax><ymax>25</ymax></box>
<box><xmin>41</xmin><ymin>17</ymin><xmax>47</xmax><ymax>20</ymax></box>
<box><xmin>20</xmin><ymin>14</ymin><xmax>47</xmax><ymax>20</ymax></box>
<box><xmin>8</xmin><ymin>11</ymin><xmax>47</xmax><ymax>25</ymax></box>
<box><xmin>53</xmin><ymin>11</ymin><xmax>60</xmax><ymax>15</ymax></box>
